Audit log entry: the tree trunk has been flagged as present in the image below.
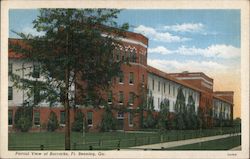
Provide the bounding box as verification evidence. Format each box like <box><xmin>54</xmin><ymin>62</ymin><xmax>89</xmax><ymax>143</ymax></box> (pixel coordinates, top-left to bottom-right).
<box><xmin>65</xmin><ymin>68</ymin><xmax>71</xmax><ymax>150</ymax></box>
<box><xmin>65</xmin><ymin>31</ymin><xmax>71</xmax><ymax>150</ymax></box>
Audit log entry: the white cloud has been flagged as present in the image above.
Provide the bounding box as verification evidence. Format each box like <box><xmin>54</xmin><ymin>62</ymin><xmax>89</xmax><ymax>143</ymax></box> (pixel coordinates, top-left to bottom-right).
<box><xmin>164</xmin><ymin>23</ymin><xmax>204</xmax><ymax>32</ymax></box>
<box><xmin>22</xmin><ymin>26</ymin><xmax>45</xmax><ymax>37</ymax></box>
<box><xmin>134</xmin><ymin>25</ymin><xmax>189</xmax><ymax>43</ymax></box>
<box><xmin>148</xmin><ymin>44</ymin><xmax>240</xmax><ymax>59</ymax></box>
<box><xmin>147</xmin><ymin>59</ymin><xmax>229</xmax><ymax>74</ymax></box>
<box><xmin>148</xmin><ymin>46</ymin><xmax>172</xmax><ymax>55</ymax></box>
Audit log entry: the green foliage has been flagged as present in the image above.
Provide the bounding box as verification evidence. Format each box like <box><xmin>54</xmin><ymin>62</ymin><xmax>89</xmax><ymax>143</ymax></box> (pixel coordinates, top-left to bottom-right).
<box><xmin>72</xmin><ymin>111</ymin><xmax>84</xmax><ymax>132</ymax></box>
<box><xmin>14</xmin><ymin>107</ymin><xmax>33</xmax><ymax>132</ymax></box>
<box><xmin>174</xmin><ymin>87</ymin><xmax>186</xmax><ymax>113</ymax></box>
<box><xmin>10</xmin><ymin>9</ymin><xmax>129</xmax><ymax>108</ymax></box>
<box><xmin>143</xmin><ymin>90</ymin><xmax>157</xmax><ymax>129</ymax></box>
<box><xmin>158</xmin><ymin>98</ymin><xmax>170</xmax><ymax>130</ymax></box>
<box><xmin>100</xmin><ymin>105</ymin><xmax>117</xmax><ymax>132</ymax></box>
<box><xmin>47</xmin><ymin>111</ymin><xmax>59</xmax><ymax>131</ymax></box>
<box><xmin>174</xmin><ymin>113</ymin><xmax>186</xmax><ymax>130</ymax></box>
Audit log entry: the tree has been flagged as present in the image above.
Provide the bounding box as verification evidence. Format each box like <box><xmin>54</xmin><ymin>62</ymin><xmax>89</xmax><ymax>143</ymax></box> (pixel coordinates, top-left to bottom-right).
<box><xmin>47</xmin><ymin>111</ymin><xmax>59</xmax><ymax>131</ymax></box>
<box><xmin>143</xmin><ymin>91</ymin><xmax>156</xmax><ymax>128</ymax></box>
<box><xmin>100</xmin><ymin>105</ymin><xmax>117</xmax><ymax>132</ymax></box>
<box><xmin>72</xmin><ymin>111</ymin><xmax>84</xmax><ymax>132</ymax></box>
<box><xmin>174</xmin><ymin>87</ymin><xmax>186</xmax><ymax>130</ymax></box>
<box><xmin>158</xmin><ymin>98</ymin><xmax>170</xmax><ymax>130</ymax></box>
<box><xmin>186</xmin><ymin>95</ymin><xmax>198</xmax><ymax>129</ymax></box>
<box><xmin>174</xmin><ymin>87</ymin><xmax>186</xmax><ymax>113</ymax></box>
<box><xmin>14</xmin><ymin>106</ymin><xmax>33</xmax><ymax>132</ymax></box>
<box><xmin>9</xmin><ymin>9</ymin><xmax>129</xmax><ymax>150</ymax></box>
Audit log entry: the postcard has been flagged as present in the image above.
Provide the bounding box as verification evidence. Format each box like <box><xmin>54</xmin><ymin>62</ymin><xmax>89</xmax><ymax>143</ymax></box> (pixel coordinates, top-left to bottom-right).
<box><xmin>0</xmin><ymin>0</ymin><xmax>249</xmax><ymax>159</ymax></box>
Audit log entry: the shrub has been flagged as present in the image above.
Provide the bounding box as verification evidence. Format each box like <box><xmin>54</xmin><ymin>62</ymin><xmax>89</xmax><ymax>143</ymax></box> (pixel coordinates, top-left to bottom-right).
<box><xmin>100</xmin><ymin>106</ymin><xmax>117</xmax><ymax>132</ymax></box>
<box><xmin>143</xmin><ymin>111</ymin><xmax>156</xmax><ymax>129</ymax></box>
<box><xmin>14</xmin><ymin>106</ymin><xmax>33</xmax><ymax>132</ymax></box>
<box><xmin>47</xmin><ymin>111</ymin><xmax>59</xmax><ymax>131</ymax></box>
<box><xmin>72</xmin><ymin>111</ymin><xmax>85</xmax><ymax>132</ymax></box>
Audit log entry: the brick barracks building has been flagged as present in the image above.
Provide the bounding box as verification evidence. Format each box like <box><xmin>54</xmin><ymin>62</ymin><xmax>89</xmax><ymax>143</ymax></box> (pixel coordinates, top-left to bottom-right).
<box><xmin>8</xmin><ymin>30</ymin><xmax>234</xmax><ymax>132</ymax></box>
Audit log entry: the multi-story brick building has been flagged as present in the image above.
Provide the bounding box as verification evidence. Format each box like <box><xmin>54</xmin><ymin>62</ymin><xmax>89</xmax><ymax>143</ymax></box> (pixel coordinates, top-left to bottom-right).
<box><xmin>8</xmin><ymin>29</ymin><xmax>234</xmax><ymax>132</ymax></box>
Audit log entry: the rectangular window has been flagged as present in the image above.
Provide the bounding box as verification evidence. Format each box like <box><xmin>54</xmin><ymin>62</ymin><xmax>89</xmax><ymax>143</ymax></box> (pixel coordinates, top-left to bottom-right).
<box><xmin>129</xmin><ymin>92</ymin><xmax>134</xmax><ymax>105</ymax></box>
<box><xmin>34</xmin><ymin>111</ymin><xmax>40</xmax><ymax>125</ymax></box>
<box><xmin>119</xmin><ymin>72</ymin><xmax>124</xmax><ymax>83</ymax></box>
<box><xmin>32</xmin><ymin>64</ymin><xmax>40</xmax><ymax>78</ymax></box>
<box><xmin>129</xmin><ymin>72</ymin><xmax>134</xmax><ymax>84</ymax></box>
<box><xmin>158</xmin><ymin>81</ymin><xmax>160</xmax><ymax>92</ymax></box>
<box><xmin>119</xmin><ymin>91</ymin><xmax>124</xmax><ymax>104</ymax></box>
<box><xmin>128</xmin><ymin>112</ymin><xmax>133</xmax><ymax>126</ymax></box>
<box><xmin>8</xmin><ymin>86</ymin><xmax>13</xmax><ymax>100</ymax></box>
<box><xmin>152</xmin><ymin>79</ymin><xmax>154</xmax><ymax>90</ymax></box>
<box><xmin>87</xmin><ymin>112</ymin><xmax>93</xmax><ymax>126</ymax></box>
<box><xmin>108</xmin><ymin>91</ymin><xmax>112</xmax><ymax>103</ymax></box>
<box><xmin>117</xmin><ymin>111</ymin><xmax>124</xmax><ymax>119</ymax></box>
<box><xmin>164</xmin><ymin>83</ymin><xmax>166</xmax><ymax>93</ymax></box>
<box><xmin>8</xmin><ymin>110</ymin><xmax>13</xmax><ymax>125</ymax></box>
<box><xmin>8</xmin><ymin>63</ymin><xmax>13</xmax><ymax>74</ymax></box>
<box><xmin>60</xmin><ymin>111</ymin><xmax>65</xmax><ymax>125</ymax></box>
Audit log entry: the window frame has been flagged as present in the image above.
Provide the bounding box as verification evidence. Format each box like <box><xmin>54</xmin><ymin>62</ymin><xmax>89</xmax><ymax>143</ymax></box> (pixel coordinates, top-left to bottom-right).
<box><xmin>8</xmin><ymin>110</ymin><xmax>13</xmax><ymax>126</ymax></box>
<box><xmin>60</xmin><ymin>111</ymin><xmax>65</xmax><ymax>125</ymax></box>
<box><xmin>87</xmin><ymin>111</ymin><xmax>93</xmax><ymax>126</ymax></box>
<box><xmin>119</xmin><ymin>91</ymin><xmax>124</xmax><ymax>104</ymax></box>
<box><xmin>34</xmin><ymin>111</ymin><xmax>40</xmax><ymax>126</ymax></box>
<box><xmin>8</xmin><ymin>86</ymin><xmax>13</xmax><ymax>100</ymax></box>
<box><xmin>129</xmin><ymin>72</ymin><xmax>134</xmax><ymax>84</ymax></box>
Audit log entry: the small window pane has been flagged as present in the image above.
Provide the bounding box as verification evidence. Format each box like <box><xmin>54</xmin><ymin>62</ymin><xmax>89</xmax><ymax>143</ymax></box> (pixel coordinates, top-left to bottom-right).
<box><xmin>34</xmin><ymin>111</ymin><xmax>40</xmax><ymax>125</ymax></box>
<box><xmin>60</xmin><ymin>111</ymin><xmax>65</xmax><ymax>124</ymax></box>
<box><xmin>8</xmin><ymin>110</ymin><xmax>13</xmax><ymax>125</ymax></box>
<box><xmin>8</xmin><ymin>87</ymin><xmax>13</xmax><ymax>100</ymax></box>
<box><xmin>87</xmin><ymin>112</ymin><xmax>93</xmax><ymax>125</ymax></box>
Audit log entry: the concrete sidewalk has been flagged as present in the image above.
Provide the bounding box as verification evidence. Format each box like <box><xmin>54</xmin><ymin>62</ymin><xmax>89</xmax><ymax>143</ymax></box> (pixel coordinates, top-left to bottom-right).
<box><xmin>126</xmin><ymin>133</ymin><xmax>241</xmax><ymax>150</ymax></box>
<box><xmin>230</xmin><ymin>145</ymin><xmax>241</xmax><ymax>150</ymax></box>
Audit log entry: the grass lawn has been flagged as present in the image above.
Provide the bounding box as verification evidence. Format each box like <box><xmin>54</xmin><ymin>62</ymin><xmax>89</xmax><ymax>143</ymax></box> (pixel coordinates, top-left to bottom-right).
<box><xmin>8</xmin><ymin>127</ymin><xmax>240</xmax><ymax>150</ymax></box>
<box><xmin>165</xmin><ymin>135</ymin><xmax>241</xmax><ymax>150</ymax></box>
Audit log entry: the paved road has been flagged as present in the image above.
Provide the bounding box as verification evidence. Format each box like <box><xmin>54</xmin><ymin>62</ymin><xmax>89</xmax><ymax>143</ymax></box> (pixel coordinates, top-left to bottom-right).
<box><xmin>124</xmin><ymin>133</ymin><xmax>241</xmax><ymax>150</ymax></box>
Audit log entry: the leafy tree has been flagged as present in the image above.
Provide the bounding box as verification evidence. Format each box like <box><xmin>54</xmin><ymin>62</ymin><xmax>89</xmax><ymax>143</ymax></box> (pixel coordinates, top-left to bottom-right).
<box><xmin>143</xmin><ymin>91</ymin><xmax>156</xmax><ymax>128</ymax></box>
<box><xmin>158</xmin><ymin>98</ymin><xmax>170</xmax><ymax>130</ymax></box>
<box><xmin>186</xmin><ymin>95</ymin><xmax>198</xmax><ymax>129</ymax></box>
<box><xmin>173</xmin><ymin>87</ymin><xmax>186</xmax><ymax>130</ymax></box>
<box><xmin>138</xmin><ymin>83</ymin><xmax>148</xmax><ymax>129</ymax></box>
<box><xmin>100</xmin><ymin>105</ymin><xmax>117</xmax><ymax>132</ymax></box>
<box><xmin>47</xmin><ymin>111</ymin><xmax>59</xmax><ymax>131</ymax></box>
<box><xmin>72</xmin><ymin>111</ymin><xmax>84</xmax><ymax>132</ymax></box>
<box><xmin>174</xmin><ymin>87</ymin><xmax>186</xmax><ymax>113</ymax></box>
<box><xmin>14</xmin><ymin>106</ymin><xmax>33</xmax><ymax>132</ymax></box>
<box><xmin>9</xmin><ymin>9</ymin><xmax>128</xmax><ymax>150</ymax></box>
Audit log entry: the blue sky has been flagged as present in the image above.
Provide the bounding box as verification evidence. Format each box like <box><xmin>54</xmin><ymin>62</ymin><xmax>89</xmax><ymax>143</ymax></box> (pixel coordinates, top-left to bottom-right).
<box><xmin>9</xmin><ymin>9</ymin><xmax>240</xmax><ymax>75</ymax></box>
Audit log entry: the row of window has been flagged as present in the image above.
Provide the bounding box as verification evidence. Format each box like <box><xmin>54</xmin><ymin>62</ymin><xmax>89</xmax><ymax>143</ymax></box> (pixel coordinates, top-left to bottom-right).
<box><xmin>8</xmin><ymin>63</ymin><xmax>40</xmax><ymax>78</ymax></box>
<box><xmin>151</xmin><ymin>79</ymin><xmax>197</xmax><ymax>100</ymax></box>
<box><xmin>8</xmin><ymin>110</ymin><xmax>134</xmax><ymax>127</ymax></box>
<box><xmin>113</xmin><ymin>49</ymin><xmax>146</xmax><ymax>65</ymax></box>
<box><xmin>114</xmin><ymin>72</ymin><xmax>144</xmax><ymax>85</ymax></box>
<box><xmin>108</xmin><ymin>91</ymin><xmax>135</xmax><ymax>105</ymax></box>
<box><xmin>8</xmin><ymin>110</ymin><xmax>93</xmax><ymax>126</ymax></box>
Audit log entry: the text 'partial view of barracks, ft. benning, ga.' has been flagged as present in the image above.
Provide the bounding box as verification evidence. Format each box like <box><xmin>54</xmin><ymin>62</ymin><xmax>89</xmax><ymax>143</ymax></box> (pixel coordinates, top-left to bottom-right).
<box><xmin>8</xmin><ymin>29</ymin><xmax>234</xmax><ymax>132</ymax></box>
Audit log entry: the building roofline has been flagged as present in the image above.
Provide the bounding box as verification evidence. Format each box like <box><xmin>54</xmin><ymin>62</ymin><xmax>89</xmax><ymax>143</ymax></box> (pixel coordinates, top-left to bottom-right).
<box><xmin>168</xmin><ymin>72</ymin><xmax>214</xmax><ymax>82</ymax></box>
<box><xmin>213</xmin><ymin>94</ymin><xmax>233</xmax><ymax>105</ymax></box>
<box><xmin>147</xmin><ymin>65</ymin><xmax>205</xmax><ymax>93</ymax></box>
